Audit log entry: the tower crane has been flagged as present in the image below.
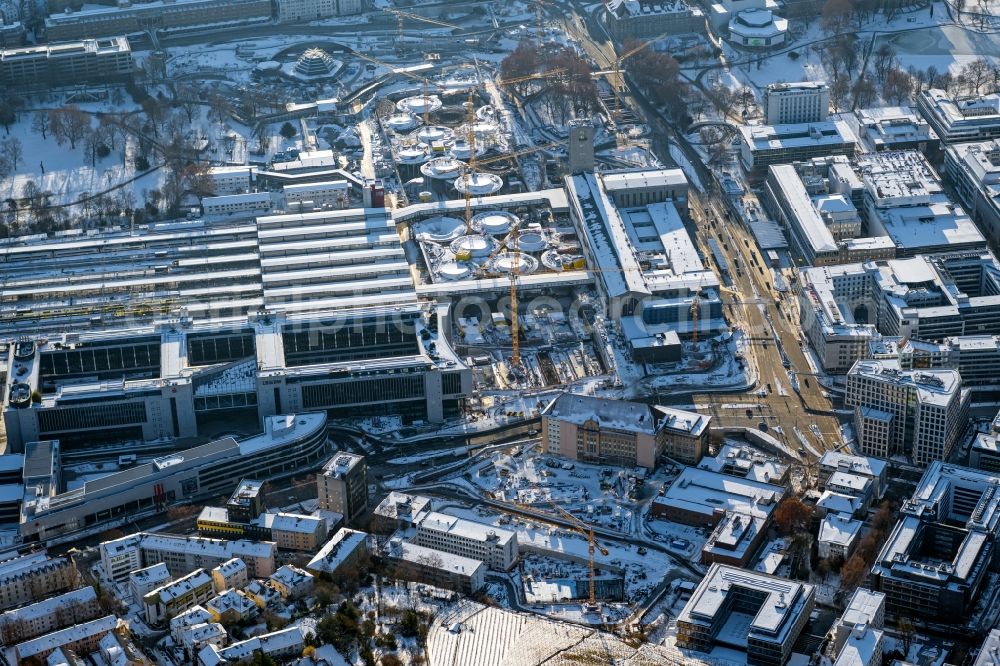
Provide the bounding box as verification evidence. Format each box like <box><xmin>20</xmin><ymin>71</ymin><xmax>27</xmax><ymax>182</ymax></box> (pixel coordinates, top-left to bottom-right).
<box><xmin>350</xmin><ymin>50</ymin><xmax>437</xmax><ymax>125</ymax></box>
<box><xmin>591</xmin><ymin>30</ymin><xmax>675</xmax><ymax>120</ymax></box>
<box><xmin>547</xmin><ymin>501</ymin><xmax>609</xmax><ymax>609</ymax></box>
<box><xmin>381</xmin><ymin>8</ymin><xmax>460</xmax><ymax>53</ymax></box>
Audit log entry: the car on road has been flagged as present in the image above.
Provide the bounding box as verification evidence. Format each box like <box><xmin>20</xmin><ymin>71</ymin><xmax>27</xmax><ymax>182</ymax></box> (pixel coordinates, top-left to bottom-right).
<box><xmin>804</xmin><ymin>378</ymin><xmax>810</xmax><ymax>388</ymax></box>
<box><xmin>746</xmin><ymin>409</ymin><xmax>753</xmax><ymax>418</ymax></box>
<box><xmin>797</xmin><ymin>447</ymin><xmax>806</xmax><ymax>456</ymax></box>
<box><xmin>758</xmin><ymin>422</ymin><xmax>768</xmax><ymax>432</ymax></box>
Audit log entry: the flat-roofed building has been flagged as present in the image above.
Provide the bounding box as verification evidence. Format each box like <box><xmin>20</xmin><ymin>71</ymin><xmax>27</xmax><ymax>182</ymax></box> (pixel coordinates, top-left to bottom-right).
<box><xmin>847</xmin><ymin>359</ymin><xmax>969</xmax><ymax>465</ymax></box>
<box><xmin>282</xmin><ymin>180</ymin><xmax>350</xmax><ymax>210</ymax></box>
<box><xmin>44</xmin><ymin>0</ymin><xmax>272</xmax><ymax>41</ymax></box>
<box><xmin>317</xmin><ymin>451</ymin><xmax>368</xmax><ymax>524</ymax></box>
<box><xmin>100</xmin><ymin>532</ymin><xmax>276</xmax><ymax>582</ymax></box>
<box><xmin>129</xmin><ymin>563</ymin><xmax>172</xmax><ymax>602</ymax></box>
<box><xmin>207</xmin><ymin>166</ymin><xmax>254</xmax><ymax>195</ymax></box>
<box><xmin>415</xmin><ymin>512</ymin><xmax>518</xmax><ymax>571</ymax></box>
<box><xmin>739</xmin><ymin>120</ymin><xmax>857</xmax><ymax>180</ymax></box>
<box><xmin>944</xmin><ymin>137</ymin><xmax>1000</xmax><ymax>248</ymax></box>
<box><xmin>0</xmin><ymin>37</ymin><xmax>133</xmax><ymax>88</ymax></box>
<box><xmin>276</xmin><ymin>0</ymin><xmax>362</xmax><ymax>22</ymax></box>
<box><xmin>202</xmin><ymin>192</ymin><xmax>274</xmax><ymax>217</ymax></box>
<box><xmin>677</xmin><ymin>563</ymin><xmax>815</xmax><ymax>666</ymax></box>
<box><xmin>870</xmin><ymin>462</ymin><xmax>1000</xmax><ymax>620</ymax></box>
<box><xmin>604</xmin><ymin>0</ymin><xmax>706</xmax><ymax>40</ymax></box>
<box><xmin>383</xmin><ymin>538</ymin><xmax>486</xmax><ymax>594</ymax></box>
<box><xmin>855</xmin><ymin>106</ymin><xmax>940</xmax><ymax>159</ymax></box>
<box><xmin>918</xmin><ymin>88</ymin><xmax>1000</xmax><ymax>143</ymax></box>
<box><xmin>764</xmin><ymin>81</ymin><xmax>829</xmax><ymax>125</ymax></box>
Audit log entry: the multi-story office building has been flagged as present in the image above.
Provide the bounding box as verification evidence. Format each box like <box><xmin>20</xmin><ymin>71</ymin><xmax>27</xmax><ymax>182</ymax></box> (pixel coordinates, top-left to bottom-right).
<box><xmin>0</xmin><ymin>586</ymin><xmax>99</xmax><ymax>644</ymax></box>
<box><xmin>604</xmin><ymin>0</ymin><xmax>706</xmax><ymax>40</ymax></box>
<box><xmin>202</xmin><ymin>192</ymin><xmax>274</xmax><ymax>217</ymax></box>
<box><xmin>817</xmin><ymin>451</ymin><xmax>887</xmax><ymax>500</ymax></box>
<box><xmin>944</xmin><ymin>137</ymin><xmax>1000</xmax><ymax>248</ymax></box>
<box><xmin>974</xmin><ymin>629</ymin><xmax>1000</xmax><ymax>666</ymax></box>
<box><xmin>0</xmin><ymin>552</ymin><xmax>76</xmax><ymax>611</ymax></box>
<box><xmin>19</xmin><ymin>413</ymin><xmax>330</xmax><ymax>542</ymax></box>
<box><xmin>677</xmin><ymin>564</ymin><xmax>815</xmax><ymax>666</ymax></box>
<box><xmin>317</xmin><ymin>452</ymin><xmax>368</xmax><ymax>524</ymax></box>
<box><xmin>846</xmin><ymin>359</ymin><xmax>969</xmax><ymax>465</ymax></box>
<box><xmin>918</xmin><ymin>88</ymin><xmax>1000</xmax><ymax>143</ymax></box>
<box><xmin>143</xmin><ymin>569</ymin><xmax>214</xmax><ymax>626</ymax></box>
<box><xmin>414</xmin><ymin>512</ymin><xmax>518</xmax><ymax>571</ymax></box>
<box><xmin>870</xmin><ymin>462</ymin><xmax>1000</xmax><ymax>619</ymax></box>
<box><xmin>828</xmin><ymin>589</ymin><xmax>885</xmax><ymax>666</ymax></box>
<box><xmin>739</xmin><ymin>120</ymin><xmax>857</xmax><ymax>180</ymax></box>
<box><xmin>566</xmin><ymin>172</ymin><xmax>725</xmax><ymax>346</ymax></box>
<box><xmin>226</xmin><ymin>480</ymin><xmax>266</xmax><ymax>523</ymax></box>
<box><xmin>207</xmin><ymin>166</ymin><xmax>255</xmax><ymax>195</ymax></box>
<box><xmin>0</xmin><ymin>37</ymin><xmax>133</xmax><ymax>88</ymax></box>
<box><xmin>44</xmin><ymin>0</ymin><xmax>272</xmax><ymax>41</ymax></box>
<box><xmin>541</xmin><ymin>393</ymin><xmax>708</xmax><ymax>468</ymax></box>
<box><xmin>855</xmin><ymin>106</ymin><xmax>940</xmax><ymax>159</ymax></box>
<box><xmin>282</xmin><ymin>180</ymin><xmax>350</xmax><ymax>210</ymax></box>
<box><xmin>0</xmin><ymin>207</ymin><xmax>470</xmax><ymax>454</ymax></box>
<box><xmin>383</xmin><ymin>538</ymin><xmax>486</xmax><ymax>594</ymax></box>
<box><xmin>764</xmin><ymin>82</ymin><xmax>829</xmax><ymax>125</ymax></box>
<box><xmin>799</xmin><ymin>251</ymin><xmax>1000</xmax><ymax>373</ymax></box>
<box><xmin>275</xmin><ymin>0</ymin><xmax>363</xmax><ymax>23</ymax></box>
<box><xmin>100</xmin><ymin>532</ymin><xmax>276</xmax><ymax>582</ymax></box>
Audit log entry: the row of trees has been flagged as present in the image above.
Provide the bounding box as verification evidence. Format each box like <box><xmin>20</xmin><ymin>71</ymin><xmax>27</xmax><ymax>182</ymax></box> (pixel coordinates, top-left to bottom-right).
<box><xmin>500</xmin><ymin>41</ymin><xmax>601</xmax><ymax>125</ymax></box>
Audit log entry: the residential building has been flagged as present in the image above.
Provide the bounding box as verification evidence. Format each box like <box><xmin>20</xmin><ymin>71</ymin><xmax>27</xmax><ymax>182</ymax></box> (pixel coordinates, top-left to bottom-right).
<box><xmin>414</xmin><ymin>512</ymin><xmax>518</xmax><ymax>571</ymax></box>
<box><xmin>847</xmin><ymin>359</ymin><xmax>969</xmax><ymax>465</ymax></box>
<box><xmin>210</xmin><ymin>558</ymin><xmax>248</xmax><ymax>593</ymax></box>
<box><xmin>177</xmin><ymin>621</ymin><xmax>227</xmax><ymax>660</ymax></box>
<box><xmin>870</xmin><ymin>462</ymin><xmax>1000</xmax><ymax>619</ymax></box>
<box><xmin>143</xmin><ymin>569</ymin><xmax>214</xmax><ymax>626</ymax></box>
<box><xmin>764</xmin><ymin>81</ymin><xmax>829</xmax><ymax>125</ymax></box>
<box><xmin>128</xmin><ymin>563</ymin><xmax>172</xmax><ymax>602</ymax></box>
<box><xmin>676</xmin><ymin>563</ymin><xmax>815</xmax><ymax>666</ymax></box>
<box><xmin>100</xmin><ymin>532</ymin><xmax>276</xmax><ymax>582</ymax></box>
<box><xmin>14</xmin><ymin>615</ymin><xmax>119</xmax><ymax>663</ymax></box>
<box><xmin>918</xmin><ymin>88</ymin><xmax>1000</xmax><ymax>143</ymax></box>
<box><xmin>243</xmin><ymin>579</ymin><xmax>281</xmax><ymax>609</ymax></box>
<box><xmin>818</xmin><ymin>513</ymin><xmax>863</xmax><ymax>560</ymax></box>
<box><xmin>855</xmin><ymin>106</ymin><xmax>940</xmax><ymax>159</ymax></box>
<box><xmin>0</xmin><ymin>37</ymin><xmax>133</xmax><ymax>89</ymax></box>
<box><xmin>170</xmin><ymin>605</ymin><xmax>213</xmax><ymax>645</ymax></box>
<box><xmin>44</xmin><ymin>0</ymin><xmax>272</xmax><ymax>41</ymax></box>
<box><xmin>0</xmin><ymin>586</ymin><xmax>99</xmax><ymax>644</ymax></box>
<box><xmin>604</xmin><ymin>0</ymin><xmax>706</xmax><ymax>40</ymax></box>
<box><xmin>268</xmin><ymin>564</ymin><xmax>314</xmax><ymax>599</ymax></box>
<box><xmin>276</xmin><ymin>0</ymin><xmax>363</xmax><ymax>23</ymax></box>
<box><xmin>19</xmin><ymin>413</ymin><xmax>331</xmax><ymax>542</ymax></box>
<box><xmin>0</xmin><ymin>552</ymin><xmax>76</xmax><ymax>611</ymax></box>
<box><xmin>738</xmin><ymin>120</ymin><xmax>857</xmax><ymax>179</ymax></box>
<box><xmin>383</xmin><ymin>538</ymin><xmax>486</xmax><ymax>594</ymax></box>
<box><xmin>205</xmin><ymin>589</ymin><xmax>257</xmax><ymax>624</ymax></box>
<box><xmin>198</xmin><ymin>624</ymin><xmax>308</xmax><ymax>665</ymax></box>
<box><xmin>305</xmin><ymin>528</ymin><xmax>370</xmax><ymax>577</ymax></box>
<box><xmin>317</xmin><ymin>451</ymin><xmax>368</xmax><ymax>524</ymax></box>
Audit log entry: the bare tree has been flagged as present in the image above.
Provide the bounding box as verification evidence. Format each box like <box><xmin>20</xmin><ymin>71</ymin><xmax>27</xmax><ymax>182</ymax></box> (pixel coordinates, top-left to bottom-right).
<box><xmin>872</xmin><ymin>43</ymin><xmax>897</xmax><ymax>84</ymax></box>
<box><xmin>962</xmin><ymin>57</ymin><xmax>991</xmax><ymax>95</ymax></box>
<box><xmin>31</xmin><ymin>111</ymin><xmax>51</xmax><ymax>140</ymax></box>
<box><xmin>2</xmin><ymin>138</ymin><xmax>22</xmax><ymax>171</ymax></box>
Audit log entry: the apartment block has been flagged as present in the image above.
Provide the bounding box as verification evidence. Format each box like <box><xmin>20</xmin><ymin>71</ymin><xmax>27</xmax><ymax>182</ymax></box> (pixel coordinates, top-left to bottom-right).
<box><xmin>100</xmin><ymin>532</ymin><xmax>276</xmax><ymax>582</ymax></box>
<box><xmin>143</xmin><ymin>569</ymin><xmax>214</xmax><ymax>626</ymax></box>
<box><xmin>0</xmin><ymin>552</ymin><xmax>76</xmax><ymax>611</ymax></box>
<box><xmin>0</xmin><ymin>37</ymin><xmax>133</xmax><ymax>88</ymax></box>
<box><xmin>0</xmin><ymin>586</ymin><xmax>99</xmax><ymax>644</ymax></box>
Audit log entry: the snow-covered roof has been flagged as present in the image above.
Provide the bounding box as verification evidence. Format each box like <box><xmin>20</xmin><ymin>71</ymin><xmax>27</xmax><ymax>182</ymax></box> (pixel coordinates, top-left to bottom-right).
<box><xmin>146</xmin><ymin>569</ymin><xmax>212</xmax><ymax>604</ymax></box>
<box><xmin>819</xmin><ymin>514</ymin><xmax>862</xmax><ymax>547</ymax></box>
<box><xmin>418</xmin><ymin>512</ymin><xmax>515</xmax><ymax>547</ymax></box>
<box><xmin>0</xmin><ymin>586</ymin><xmax>96</xmax><ymax>624</ymax></box>
<box><xmin>386</xmin><ymin>539</ymin><xmax>485</xmax><ymax>576</ymax></box>
<box><xmin>306</xmin><ymin>528</ymin><xmax>369</xmax><ymax>574</ymax></box>
<box><xmin>833</xmin><ymin>624</ymin><xmax>882</xmax><ymax>666</ymax></box>
<box><xmin>653</xmin><ymin>467</ymin><xmax>784</xmax><ymax>521</ymax></box>
<box><xmin>253</xmin><ymin>512</ymin><xmax>325</xmax><ymax>535</ymax></box>
<box><xmin>544</xmin><ymin>393</ymin><xmax>658</xmax><ymax>434</ymax></box>
<box><xmin>320</xmin><ymin>452</ymin><xmax>364</xmax><ymax>479</ymax></box>
<box><xmin>16</xmin><ymin>615</ymin><xmax>118</xmax><ymax>660</ymax></box>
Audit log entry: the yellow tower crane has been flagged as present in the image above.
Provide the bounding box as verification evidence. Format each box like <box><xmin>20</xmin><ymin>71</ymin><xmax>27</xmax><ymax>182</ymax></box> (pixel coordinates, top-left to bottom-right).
<box><xmin>547</xmin><ymin>502</ymin><xmax>609</xmax><ymax>608</ymax></box>
<box><xmin>591</xmin><ymin>30</ymin><xmax>675</xmax><ymax>121</ymax></box>
<box><xmin>382</xmin><ymin>8</ymin><xmax>460</xmax><ymax>53</ymax></box>
<box><xmin>350</xmin><ymin>50</ymin><xmax>437</xmax><ymax>125</ymax></box>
